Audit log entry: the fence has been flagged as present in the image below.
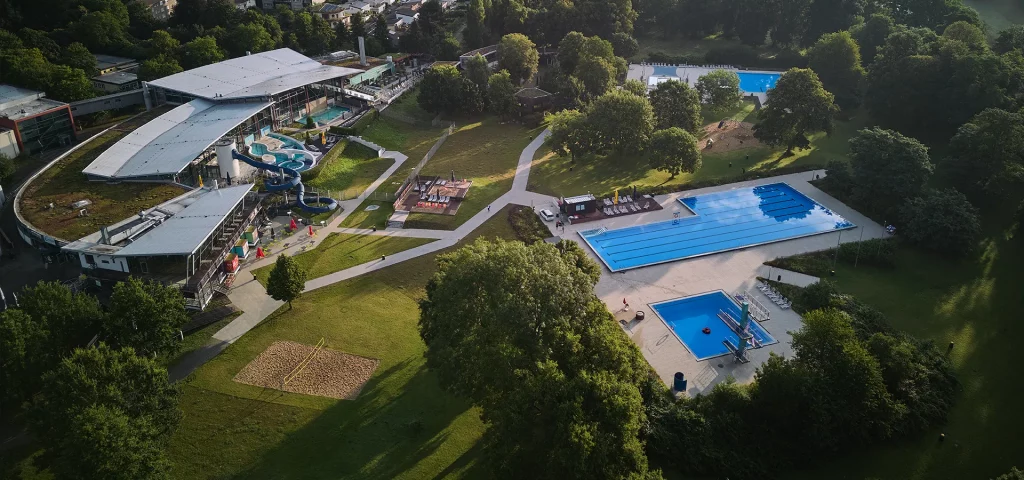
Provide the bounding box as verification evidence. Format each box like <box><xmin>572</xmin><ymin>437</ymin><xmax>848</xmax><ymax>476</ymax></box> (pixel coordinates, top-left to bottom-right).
<box><xmin>392</xmin><ymin>122</ymin><xmax>456</xmax><ymax>211</ymax></box>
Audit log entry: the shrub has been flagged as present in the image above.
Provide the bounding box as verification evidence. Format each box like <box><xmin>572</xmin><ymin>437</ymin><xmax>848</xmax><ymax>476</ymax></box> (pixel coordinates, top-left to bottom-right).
<box><xmin>761</xmin><ymin>49</ymin><xmax>808</xmax><ymax>69</ymax></box>
<box><xmin>704</xmin><ymin>44</ymin><xmax>758</xmax><ymax>67</ymax></box>
<box><xmin>507</xmin><ymin>205</ymin><xmax>550</xmax><ymax>244</ymax></box>
<box><xmin>799</xmin><ymin>279</ymin><xmax>839</xmax><ymax>311</ymax></box>
<box><xmin>0</xmin><ymin>154</ymin><xmax>15</xmax><ymax>184</ymax></box>
<box><xmin>817</xmin><ymin>159</ymin><xmax>853</xmax><ymax>199</ymax></box>
<box><xmin>647</xmin><ymin>51</ymin><xmax>704</xmax><ymax>65</ymax></box>
<box><xmin>899</xmin><ymin>188</ymin><xmax>981</xmax><ymax>256</ymax></box>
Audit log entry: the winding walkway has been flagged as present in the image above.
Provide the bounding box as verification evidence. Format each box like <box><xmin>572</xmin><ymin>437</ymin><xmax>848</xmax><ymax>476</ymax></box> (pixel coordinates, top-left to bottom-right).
<box><xmin>170</xmin><ymin>130</ymin><xmax>554</xmax><ymax>380</ymax></box>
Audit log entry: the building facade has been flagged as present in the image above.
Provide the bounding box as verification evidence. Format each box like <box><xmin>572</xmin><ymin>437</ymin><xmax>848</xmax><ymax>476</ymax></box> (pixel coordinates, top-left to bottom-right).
<box><xmin>0</xmin><ymin>85</ymin><xmax>76</xmax><ymax>155</ymax></box>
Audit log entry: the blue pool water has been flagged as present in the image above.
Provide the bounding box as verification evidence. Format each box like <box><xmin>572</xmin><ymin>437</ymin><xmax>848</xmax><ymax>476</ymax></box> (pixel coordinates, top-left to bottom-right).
<box><xmin>737</xmin><ymin>72</ymin><xmax>780</xmax><ymax>93</ymax></box>
<box><xmin>300</xmin><ymin>105</ymin><xmax>349</xmax><ymax>125</ymax></box>
<box><xmin>250</xmin><ymin>143</ymin><xmax>269</xmax><ymax>156</ymax></box>
<box><xmin>269</xmin><ymin>152</ymin><xmax>310</xmax><ymax>172</ymax></box>
<box><xmin>580</xmin><ymin>183</ymin><xmax>854</xmax><ymax>271</ymax></box>
<box><xmin>652</xmin><ymin>291</ymin><xmax>776</xmax><ymax>361</ymax></box>
<box><xmin>267</xmin><ymin>132</ymin><xmax>307</xmax><ymax>150</ymax></box>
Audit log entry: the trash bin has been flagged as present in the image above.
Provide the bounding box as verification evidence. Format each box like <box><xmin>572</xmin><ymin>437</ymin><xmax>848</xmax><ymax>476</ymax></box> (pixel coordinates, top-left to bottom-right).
<box><xmin>673</xmin><ymin>372</ymin><xmax>687</xmax><ymax>392</ymax></box>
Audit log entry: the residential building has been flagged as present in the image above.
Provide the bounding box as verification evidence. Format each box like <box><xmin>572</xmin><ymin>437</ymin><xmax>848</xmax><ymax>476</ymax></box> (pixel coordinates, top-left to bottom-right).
<box><xmin>395</xmin><ymin>6</ymin><xmax>418</xmax><ymax>23</ymax></box>
<box><xmin>91</xmin><ymin>71</ymin><xmax>140</xmax><ymax>94</ymax></box>
<box><xmin>0</xmin><ymin>128</ymin><xmax>19</xmax><ymax>158</ymax></box>
<box><xmin>63</xmin><ymin>184</ymin><xmax>264</xmax><ymax>309</ymax></box>
<box><xmin>235</xmin><ymin>0</ymin><xmax>256</xmax><ymax>8</ymax></box>
<box><xmin>0</xmin><ymin>85</ymin><xmax>76</xmax><ymax>155</ymax></box>
<box><xmin>317</xmin><ymin>2</ymin><xmax>350</xmax><ymax>25</ymax></box>
<box><xmin>140</xmin><ymin>0</ymin><xmax>176</xmax><ymax>21</ymax></box>
<box><xmin>94</xmin><ymin>54</ymin><xmax>139</xmax><ymax>75</ymax></box>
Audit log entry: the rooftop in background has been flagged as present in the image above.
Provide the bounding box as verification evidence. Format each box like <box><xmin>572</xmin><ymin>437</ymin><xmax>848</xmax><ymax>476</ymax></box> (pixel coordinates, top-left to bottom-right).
<box><xmin>83</xmin><ymin>98</ymin><xmax>272</xmax><ymax>179</ymax></box>
<box><xmin>0</xmin><ymin>84</ymin><xmax>69</xmax><ymax>122</ymax></box>
<box><xmin>459</xmin><ymin>45</ymin><xmax>498</xmax><ymax>59</ymax></box>
<box><xmin>515</xmin><ymin>87</ymin><xmax>551</xmax><ymax>99</ymax></box>
<box><xmin>63</xmin><ymin>184</ymin><xmax>254</xmax><ymax>257</ymax></box>
<box><xmin>92</xmin><ymin>71</ymin><xmax>139</xmax><ymax>85</ymax></box>
<box><xmin>147</xmin><ymin>48</ymin><xmax>362</xmax><ymax>100</ymax></box>
<box><xmin>94</xmin><ymin>54</ymin><xmax>138</xmax><ymax>72</ymax></box>
<box><xmin>564</xmin><ymin>193</ymin><xmax>596</xmax><ymax>204</ymax></box>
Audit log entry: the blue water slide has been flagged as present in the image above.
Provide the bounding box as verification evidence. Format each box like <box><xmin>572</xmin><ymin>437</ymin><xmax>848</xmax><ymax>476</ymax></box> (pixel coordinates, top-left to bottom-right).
<box><xmin>232</xmin><ymin>150</ymin><xmax>338</xmax><ymax>213</ymax></box>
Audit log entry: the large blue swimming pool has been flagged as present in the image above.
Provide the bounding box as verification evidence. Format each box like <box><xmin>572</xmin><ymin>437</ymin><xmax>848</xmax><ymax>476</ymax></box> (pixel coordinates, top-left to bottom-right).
<box><xmin>580</xmin><ymin>183</ymin><xmax>854</xmax><ymax>271</ymax></box>
<box><xmin>652</xmin><ymin>291</ymin><xmax>776</xmax><ymax>361</ymax></box>
<box><xmin>737</xmin><ymin>72</ymin><xmax>780</xmax><ymax>93</ymax></box>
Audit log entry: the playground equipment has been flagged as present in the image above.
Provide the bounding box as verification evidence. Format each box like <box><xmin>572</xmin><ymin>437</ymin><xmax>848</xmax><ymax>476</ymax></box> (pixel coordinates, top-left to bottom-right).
<box><xmin>231</xmin><ymin>149</ymin><xmax>338</xmax><ymax>213</ymax></box>
<box><xmin>283</xmin><ymin>337</ymin><xmax>326</xmax><ymax>386</ymax></box>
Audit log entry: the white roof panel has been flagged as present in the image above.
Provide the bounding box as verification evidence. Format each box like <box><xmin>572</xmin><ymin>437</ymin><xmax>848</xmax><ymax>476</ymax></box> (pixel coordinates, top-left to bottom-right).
<box><xmin>117</xmin><ymin>184</ymin><xmax>254</xmax><ymax>256</ymax></box>
<box><xmin>146</xmin><ymin>48</ymin><xmax>362</xmax><ymax>99</ymax></box>
<box><xmin>83</xmin><ymin>99</ymin><xmax>271</xmax><ymax>178</ymax></box>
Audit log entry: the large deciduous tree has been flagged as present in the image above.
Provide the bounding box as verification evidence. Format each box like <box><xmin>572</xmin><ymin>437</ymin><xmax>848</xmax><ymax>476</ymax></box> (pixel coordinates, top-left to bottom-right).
<box><xmin>587</xmin><ymin>89</ymin><xmax>655</xmax><ymax>153</ymax></box>
<box><xmin>105</xmin><ymin>277</ymin><xmax>189</xmax><ymax>357</ymax></box>
<box><xmin>181</xmin><ymin>36</ymin><xmax>224</xmax><ymax>69</ymax></box>
<box><xmin>994</xmin><ymin>25</ymin><xmax>1024</xmax><ymax>54</ymax></box>
<box><xmin>464</xmin><ymin>0</ymin><xmax>487</xmax><ymax>49</ymax></box>
<box><xmin>463</xmin><ymin>54</ymin><xmax>492</xmax><ymax>92</ymax></box>
<box><xmin>29</xmin><ymin>344</ymin><xmax>179</xmax><ymax>480</ymax></box>
<box><xmin>944</xmin><ymin>108</ymin><xmax>1024</xmax><ymax>199</ymax></box>
<box><xmin>649</xmin><ymin>80</ymin><xmax>703</xmax><ymax>135</ymax></box>
<box><xmin>418</xmin><ymin>239</ymin><xmax>657</xmax><ymax>479</ymax></box>
<box><xmin>497</xmin><ymin>33</ymin><xmax>539</xmax><ymax>85</ymax></box>
<box><xmin>648</xmin><ymin>127</ymin><xmax>702</xmax><ymax>178</ymax></box>
<box><xmin>753</xmin><ymin>68</ymin><xmax>837</xmax><ymax>153</ymax></box>
<box><xmin>545</xmin><ymin>108</ymin><xmax>592</xmax><ymax>162</ymax></box>
<box><xmin>849</xmin><ymin>127</ymin><xmax>933</xmax><ymax>215</ymax></box>
<box><xmin>899</xmin><ymin>189</ymin><xmax>981</xmax><ymax>256</ymax></box>
<box><xmin>807</xmin><ymin>31</ymin><xmax>865</xmax><ymax>109</ymax></box>
<box><xmin>266</xmin><ymin>254</ymin><xmax>308</xmax><ymax>309</ymax></box>
<box><xmin>138</xmin><ymin>55</ymin><xmax>183</xmax><ymax>81</ymax></box>
<box><xmin>487</xmin><ymin>69</ymin><xmax>518</xmax><ymax>119</ymax></box>
<box><xmin>851</xmin><ymin>13</ymin><xmax>895</xmax><ymax>65</ymax></box>
<box><xmin>695</xmin><ymin>69</ymin><xmax>741</xmax><ymax>112</ymax></box>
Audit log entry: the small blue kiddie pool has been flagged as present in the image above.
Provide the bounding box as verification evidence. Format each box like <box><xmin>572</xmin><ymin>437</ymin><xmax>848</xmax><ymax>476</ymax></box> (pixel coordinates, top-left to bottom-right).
<box><xmin>651</xmin><ymin>291</ymin><xmax>777</xmax><ymax>361</ymax></box>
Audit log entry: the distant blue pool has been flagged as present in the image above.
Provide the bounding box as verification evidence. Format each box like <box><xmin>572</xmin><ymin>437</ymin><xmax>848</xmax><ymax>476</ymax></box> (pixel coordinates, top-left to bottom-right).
<box><xmin>300</xmin><ymin>105</ymin><xmax>349</xmax><ymax>126</ymax></box>
<box><xmin>737</xmin><ymin>72</ymin><xmax>780</xmax><ymax>93</ymax></box>
<box><xmin>652</xmin><ymin>291</ymin><xmax>776</xmax><ymax>361</ymax></box>
<box><xmin>580</xmin><ymin>183</ymin><xmax>854</xmax><ymax>271</ymax></box>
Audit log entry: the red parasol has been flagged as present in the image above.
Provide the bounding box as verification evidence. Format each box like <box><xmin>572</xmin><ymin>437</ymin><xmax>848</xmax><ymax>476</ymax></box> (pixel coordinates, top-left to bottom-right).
<box><xmin>256</xmin><ymin>247</ymin><xmax>265</xmax><ymax>259</ymax></box>
<box><xmin>289</xmin><ymin>218</ymin><xmax>297</xmax><ymax>230</ymax></box>
<box><xmin>308</xmin><ymin>225</ymin><xmax>314</xmax><ymax>236</ymax></box>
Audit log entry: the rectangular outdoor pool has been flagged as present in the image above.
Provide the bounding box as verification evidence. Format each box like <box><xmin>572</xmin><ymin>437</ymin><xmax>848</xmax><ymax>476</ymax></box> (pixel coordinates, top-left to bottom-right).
<box><xmin>301</xmin><ymin>105</ymin><xmax>349</xmax><ymax>125</ymax></box>
<box><xmin>737</xmin><ymin>71</ymin><xmax>780</xmax><ymax>93</ymax></box>
<box><xmin>579</xmin><ymin>183</ymin><xmax>854</xmax><ymax>271</ymax></box>
<box><xmin>651</xmin><ymin>291</ymin><xmax>776</xmax><ymax>361</ymax></box>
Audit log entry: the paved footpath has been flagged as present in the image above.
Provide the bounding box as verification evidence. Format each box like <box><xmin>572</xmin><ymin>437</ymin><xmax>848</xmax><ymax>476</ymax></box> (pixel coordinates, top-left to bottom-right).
<box><xmin>170</xmin><ymin>130</ymin><xmax>554</xmax><ymax>380</ymax></box>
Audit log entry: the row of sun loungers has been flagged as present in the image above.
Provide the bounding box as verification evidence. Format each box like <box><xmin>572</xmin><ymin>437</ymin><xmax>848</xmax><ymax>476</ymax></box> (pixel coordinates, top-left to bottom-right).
<box><xmin>602</xmin><ymin>195</ymin><xmax>635</xmax><ymax>206</ymax></box>
<box><xmin>603</xmin><ymin>201</ymin><xmax>651</xmax><ymax>216</ymax></box>
<box><xmin>418</xmin><ymin>193</ymin><xmax>451</xmax><ymax>203</ymax></box>
<box><xmin>756</xmin><ymin>281</ymin><xmax>791</xmax><ymax>309</ymax></box>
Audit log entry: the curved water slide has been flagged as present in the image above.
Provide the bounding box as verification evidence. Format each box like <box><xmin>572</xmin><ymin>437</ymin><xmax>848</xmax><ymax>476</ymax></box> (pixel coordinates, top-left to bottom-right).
<box><xmin>232</xmin><ymin>150</ymin><xmax>338</xmax><ymax>213</ymax></box>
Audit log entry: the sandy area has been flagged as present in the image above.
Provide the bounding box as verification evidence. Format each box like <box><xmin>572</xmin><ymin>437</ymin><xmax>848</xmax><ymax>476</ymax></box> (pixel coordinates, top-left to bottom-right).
<box><xmin>233</xmin><ymin>340</ymin><xmax>379</xmax><ymax>400</ymax></box>
<box><xmin>699</xmin><ymin>120</ymin><xmax>761</xmax><ymax>153</ymax></box>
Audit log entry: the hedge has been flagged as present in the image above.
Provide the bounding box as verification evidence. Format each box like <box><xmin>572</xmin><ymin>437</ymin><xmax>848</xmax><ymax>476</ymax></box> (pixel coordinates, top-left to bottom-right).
<box><xmin>594</xmin><ymin>163</ymin><xmax>827</xmax><ymax>201</ymax></box>
<box><xmin>328</xmin><ymin>108</ymin><xmax>380</xmax><ymax>136</ymax></box>
<box><xmin>507</xmin><ymin>205</ymin><xmax>550</xmax><ymax>244</ymax></box>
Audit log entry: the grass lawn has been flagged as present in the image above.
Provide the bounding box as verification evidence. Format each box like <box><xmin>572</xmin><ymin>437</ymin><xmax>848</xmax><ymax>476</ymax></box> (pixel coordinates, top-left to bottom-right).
<box><xmin>633</xmin><ymin>34</ymin><xmax>748</xmax><ymax>62</ymax></box>
<box><xmin>252</xmin><ymin>232</ymin><xmax>436</xmax><ymax>285</ymax></box>
<box><xmin>338</xmin><ymin>200</ymin><xmax>394</xmax><ymax>230</ymax></box>
<box><xmin>527</xmin><ymin>104</ymin><xmax>867</xmax><ymax>198</ymax></box>
<box><xmin>18</xmin><ymin>108</ymin><xmax>185</xmax><ymax>241</ymax></box>
<box><xmin>161</xmin><ymin>312</ymin><xmax>241</xmax><ymax>368</ymax></box>
<box><xmin>305</xmin><ymin>141</ymin><xmax>395</xmax><ymax>200</ymax></box>
<box><xmin>401</xmin><ymin>117</ymin><xmax>545</xmax><ymax>230</ymax></box>
<box><xmin>165</xmin><ymin>206</ymin><xmax>521</xmax><ymax>480</ymax></box>
<box><xmin>383</xmin><ymin>87</ymin><xmax>437</xmax><ymax>124</ymax></box>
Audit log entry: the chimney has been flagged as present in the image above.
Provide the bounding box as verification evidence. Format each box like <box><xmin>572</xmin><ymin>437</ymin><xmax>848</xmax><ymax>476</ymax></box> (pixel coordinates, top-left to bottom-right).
<box><xmin>358</xmin><ymin>36</ymin><xmax>367</xmax><ymax>66</ymax></box>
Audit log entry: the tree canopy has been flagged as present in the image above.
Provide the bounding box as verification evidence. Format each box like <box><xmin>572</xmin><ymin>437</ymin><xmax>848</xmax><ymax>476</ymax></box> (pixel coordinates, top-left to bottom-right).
<box><xmin>899</xmin><ymin>188</ymin><xmax>981</xmax><ymax>256</ymax></box>
<box><xmin>649</xmin><ymin>80</ymin><xmax>703</xmax><ymax>135</ymax></box>
<box><xmin>497</xmin><ymin>33</ymin><xmax>539</xmax><ymax>85</ymax></box>
<box><xmin>487</xmin><ymin>69</ymin><xmax>519</xmax><ymax>119</ymax></box>
<box><xmin>807</xmin><ymin>30</ymin><xmax>865</xmax><ymax>108</ymax></box>
<box><xmin>849</xmin><ymin>127</ymin><xmax>933</xmax><ymax>215</ymax></box>
<box><xmin>104</xmin><ymin>277</ymin><xmax>189</xmax><ymax>357</ymax></box>
<box><xmin>419</xmin><ymin>239</ymin><xmax>658</xmax><ymax>479</ymax></box>
<box><xmin>545</xmin><ymin>108</ymin><xmax>593</xmax><ymax>162</ymax></box>
<box><xmin>752</xmin><ymin>68</ymin><xmax>837</xmax><ymax>152</ymax></box>
<box><xmin>266</xmin><ymin>254</ymin><xmax>308</xmax><ymax>309</ymax></box>
<box><xmin>944</xmin><ymin>108</ymin><xmax>1024</xmax><ymax>199</ymax></box>
<box><xmin>648</xmin><ymin>127</ymin><xmax>702</xmax><ymax>178</ymax></box>
<box><xmin>694</xmin><ymin>69</ymin><xmax>741</xmax><ymax>111</ymax></box>
<box><xmin>587</xmin><ymin>89</ymin><xmax>656</xmax><ymax>153</ymax></box>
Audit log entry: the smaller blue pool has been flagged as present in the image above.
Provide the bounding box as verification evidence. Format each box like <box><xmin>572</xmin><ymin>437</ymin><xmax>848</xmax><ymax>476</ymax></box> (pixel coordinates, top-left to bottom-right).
<box><xmin>300</xmin><ymin>105</ymin><xmax>349</xmax><ymax>126</ymax></box>
<box><xmin>737</xmin><ymin>72</ymin><xmax>780</xmax><ymax>93</ymax></box>
<box><xmin>652</xmin><ymin>291</ymin><xmax>776</xmax><ymax>361</ymax></box>
<box><xmin>267</xmin><ymin>132</ymin><xmax>308</xmax><ymax>150</ymax></box>
<box><xmin>250</xmin><ymin>143</ymin><xmax>269</xmax><ymax>156</ymax></box>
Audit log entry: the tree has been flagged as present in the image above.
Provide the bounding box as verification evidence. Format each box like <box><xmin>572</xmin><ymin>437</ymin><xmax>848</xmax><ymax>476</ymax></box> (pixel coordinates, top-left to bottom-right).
<box><xmin>138</xmin><ymin>55</ymin><xmax>183</xmax><ymax>81</ymax></box>
<box><xmin>694</xmin><ymin>69</ymin><xmax>741</xmax><ymax>111</ymax></box>
<box><xmin>545</xmin><ymin>108</ymin><xmax>592</xmax><ymax>162</ymax></box>
<box><xmin>942</xmin><ymin>20</ymin><xmax>987</xmax><ymax>52</ymax></box>
<box><xmin>497</xmin><ymin>33</ymin><xmax>539</xmax><ymax>85</ymax></box>
<box><xmin>648</xmin><ymin>127</ymin><xmax>701</xmax><ymax>178</ymax></box>
<box><xmin>944</xmin><ymin>108</ymin><xmax>1024</xmax><ymax>198</ymax></box>
<box><xmin>29</xmin><ymin>344</ymin><xmax>179</xmax><ymax>480</ymax></box>
<box><xmin>349</xmin><ymin>13</ymin><xmax>366</xmax><ymax>48</ymax></box>
<box><xmin>333</xmin><ymin>21</ymin><xmax>351</xmax><ymax>51</ymax></box>
<box><xmin>104</xmin><ymin>277</ymin><xmax>189</xmax><ymax>357</ymax></box>
<box><xmin>0</xmin><ymin>309</ymin><xmax>50</xmax><ymax>411</ymax></box>
<box><xmin>224</xmin><ymin>23</ymin><xmax>276</xmax><ymax>57</ymax></box>
<box><xmin>373</xmin><ymin>14</ymin><xmax>391</xmax><ymax>52</ymax></box>
<box><xmin>0</xmin><ymin>154</ymin><xmax>15</xmax><ymax>183</ymax></box>
<box><xmin>295</xmin><ymin>12</ymin><xmax>334</xmax><ymax>55</ymax></box>
<box><xmin>147</xmin><ymin>30</ymin><xmax>181</xmax><ymax>58</ymax></box>
<box><xmin>649</xmin><ymin>80</ymin><xmax>703</xmax><ymax>135</ymax></box>
<box><xmin>622</xmin><ymin>79</ymin><xmax>647</xmax><ymax>96</ymax></box>
<box><xmin>557</xmin><ymin>31</ymin><xmax>587</xmax><ymax>76</ymax></box>
<box><xmin>753</xmin><ymin>68</ymin><xmax>837</xmax><ymax>153</ymax></box>
<box><xmin>994</xmin><ymin>467</ymin><xmax>1024</xmax><ymax>480</ymax></box>
<box><xmin>464</xmin><ymin>0</ymin><xmax>487</xmax><ymax>49</ymax></box>
<box><xmin>434</xmin><ymin>31</ymin><xmax>462</xmax><ymax>60</ymax></box>
<box><xmin>487</xmin><ymin>69</ymin><xmax>518</xmax><ymax>119</ymax></box>
<box><xmin>849</xmin><ymin>127</ymin><xmax>933</xmax><ymax>215</ymax></box>
<box><xmin>59</xmin><ymin>42</ymin><xmax>96</xmax><ymax>77</ymax></box>
<box><xmin>611</xmin><ymin>32</ymin><xmax>639</xmax><ymax>58</ymax></box>
<box><xmin>588</xmin><ymin>89</ymin><xmax>655</xmax><ymax>153</ymax></box>
<box><xmin>266</xmin><ymin>254</ymin><xmax>307</xmax><ymax>309</ymax></box>
<box><xmin>851</xmin><ymin>13</ymin><xmax>895</xmax><ymax>65</ymax></box>
<box><xmin>18</xmin><ymin>28</ymin><xmax>60</xmax><ymax>61</ymax></box>
<box><xmin>994</xmin><ymin>25</ymin><xmax>1024</xmax><ymax>54</ymax></box>
<box><xmin>70</xmin><ymin>10</ymin><xmax>130</xmax><ymax>53</ymax></box>
<box><xmin>417</xmin><ymin>0</ymin><xmax>445</xmax><ymax>36</ymax></box>
<box><xmin>463</xmin><ymin>54</ymin><xmax>491</xmax><ymax>92</ymax></box>
<box><xmin>807</xmin><ymin>31</ymin><xmax>865</xmax><ymax>108</ymax></box>
<box><xmin>418</xmin><ymin>64</ymin><xmax>464</xmax><ymax>114</ymax></box>
<box><xmin>181</xmin><ymin>36</ymin><xmax>224</xmax><ymax>69</ymax></box>
<box><xmin>804</xmin><ymin>0</ymin><xmax>864</xmax><ymax>46</ymax></box>
<box><xmin>899</xmin><ymin>189</ymin><xmax>981</xmax><ymax>256</ymax></box>
<box><xmin>19</xmin><ymin>280</ymin><xmax>104</xmax><ymax>351</ymax></box>
<box><xmin>418</xmin><ymin>239</ymin><xmax>656</xmax><ymax>479</ymax></box>
<box><xmin>574</xmin><ymin>55</ymin><xmax>616</xmax><ymax>100</ymax></box>
<box><xmin>46</xmin><ymin>65</ymin><xmax>95</xmax><ymax>102</ymax></box>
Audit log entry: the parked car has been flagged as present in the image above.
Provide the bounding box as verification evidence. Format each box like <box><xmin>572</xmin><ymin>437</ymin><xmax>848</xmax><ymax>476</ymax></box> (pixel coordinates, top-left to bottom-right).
<box><xmin>538</xmin><ymin>209</ymin><xmax>555</xmax><ymax>222</ymax></box>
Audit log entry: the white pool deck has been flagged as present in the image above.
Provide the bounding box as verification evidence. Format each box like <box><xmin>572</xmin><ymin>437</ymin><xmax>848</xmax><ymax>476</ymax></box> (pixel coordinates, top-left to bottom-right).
<box><xmin>538</xmin><ymin>170</ymin><xmax>887</xmax><ymax>396</ymax></box>
<box><xmin>626</xmin><ymin>63</ymin><xmax>780</xmax><ymax>106</ymax></box>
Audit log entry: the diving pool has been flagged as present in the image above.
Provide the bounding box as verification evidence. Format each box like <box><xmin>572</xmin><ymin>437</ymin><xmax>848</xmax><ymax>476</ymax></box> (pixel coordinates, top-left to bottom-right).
<box><xmin>300</xmin><ymin>105</ymin><xmax>349</xmax><ymax>125</ymax></box>
<box><xmin>737</xmin><ymin>72</ymin><xmax>780</xmax><ymax>93</ymax></box>
<box><xmin>579</xmin><ymin>183</ymin><xmax>855</xmax><ymax>271</ymax></box>
<box><xmin>651</xmin><ymin>291</ymin><xmax>776</xmax><ymax>361</ymax></box>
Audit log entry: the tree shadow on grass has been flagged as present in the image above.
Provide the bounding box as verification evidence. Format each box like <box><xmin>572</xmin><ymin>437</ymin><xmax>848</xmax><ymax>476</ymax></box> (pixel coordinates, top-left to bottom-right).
<box><xmin>229</xmin><ymin>357</ymin><xmax>479</xmax><ymax>480</ymax></box>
